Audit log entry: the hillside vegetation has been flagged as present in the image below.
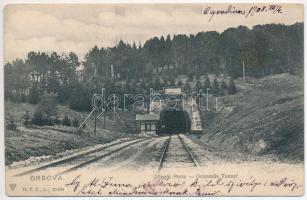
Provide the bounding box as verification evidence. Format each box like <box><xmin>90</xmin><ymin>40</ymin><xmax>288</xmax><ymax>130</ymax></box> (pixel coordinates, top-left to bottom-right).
<box><xmin>5</xmin><ymin>125</ymin><xmax>140</xmax><ymax>166</ymax></box>
<box><xmin>198</xmin><ymin>73</ymin><xmax>303</xmax><ymax>161</ymax></box>
<box><xmin>5</xmin><ymin>23</ymin><xmax>303</xmax><ymax>113</ymax></box>
<box><xmin>5</xmin><ymin>103</ymin><xmax>138</xmax><ymax>166</ymax></box>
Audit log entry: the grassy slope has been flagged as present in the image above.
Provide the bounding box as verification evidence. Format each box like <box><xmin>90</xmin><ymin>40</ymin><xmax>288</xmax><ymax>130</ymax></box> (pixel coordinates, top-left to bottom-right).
<box><xmin>5</xmin><ymin>103</ymin><xmax>138</xmax><ymax>166</ymax></box>
<box><xmin>5</xmin><ymin>125</ymin><xmax>142</xmax><ymax>166</ymax></box>
<box><xmin>198</xmin><ymin>73</ymin><xmax>304</xmax><ymax>161</ymax></box>
<box><xmin>5</xmin><ymin>102</ymin><xmax>136</xmax><ymax>132</ymax></box>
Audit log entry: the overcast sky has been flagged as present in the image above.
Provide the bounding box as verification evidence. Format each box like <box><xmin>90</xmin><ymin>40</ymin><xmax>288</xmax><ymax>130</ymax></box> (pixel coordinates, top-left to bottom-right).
<box><xmin>4</xmin><ymin>4</ymin><xmax>303</xmax><ymax>62</ymax></box>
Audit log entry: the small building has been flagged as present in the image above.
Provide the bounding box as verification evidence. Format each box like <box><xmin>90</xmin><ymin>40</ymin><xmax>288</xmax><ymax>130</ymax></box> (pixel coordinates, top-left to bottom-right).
<box><xmin>136</xmin><ymin>114</ymin><xmax>160</xmax><ymax>134</ymax></box>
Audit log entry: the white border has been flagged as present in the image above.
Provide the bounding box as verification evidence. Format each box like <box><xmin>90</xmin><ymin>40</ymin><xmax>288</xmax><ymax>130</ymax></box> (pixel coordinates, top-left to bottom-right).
<box><xmin>0</xmin><ymin>0</ymin><xmax>305</xmax><ymax>200</ymax></box>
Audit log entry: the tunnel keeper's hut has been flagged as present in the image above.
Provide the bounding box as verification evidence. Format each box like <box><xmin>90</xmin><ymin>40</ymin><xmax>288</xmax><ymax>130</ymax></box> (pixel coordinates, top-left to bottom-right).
<box><xmin>136</xmin><ymin>114</ymin><xmax>160</xmax><ymax>134</ymax></box>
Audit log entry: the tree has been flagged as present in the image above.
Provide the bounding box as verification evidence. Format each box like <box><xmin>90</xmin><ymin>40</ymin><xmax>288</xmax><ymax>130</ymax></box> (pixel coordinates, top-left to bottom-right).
<box><xmin>188</xmin><ymin>73</ymin><xmax>194</xmax><ymax>82</ymax></box>
<box><xmin>26</xmin><ymin>52</ymin><xmax>50</xmax><ymax>90</ymax></box>
<box><xmin>54</xmin><ymin>118</ymin><xmax>61</xmax><ymax>125</ymax></box>
<box><xmin>195</xmin><ymin>80</ymin><xmax>202</xmax><ymax>94</ymax></box>
<box><xmin>62</xmin><ymin>115</ymin><xmax>71</xmax><ymax>127</ymax></box>
<box><xmin>28</xmin><ymin>87</ymin><xmax>40</xmax><ymax>104</ymax></box>
<box><xmin>153</xmin><ymin>78</ymin><xmax>161</xmax><ymax>90</ymax></box>
<box><xmin>3</xmin><ymin>23</ymin><xmax>304</xmax><ymax>113</ymax></box>
<box><xmin>183</xmin><ymin>82</ymin><xmax>192</xmax><ymax>93</ymax></box>
<box><xmin>228</xmin><ymin>78</ymin><xmax>237</xmax><ymax>95</ymax></box>
<box><xmin>6</xmin><ymin>118</ymin><xmax>17</xmax><ymax>130</ymax></box>
<box><xmin>31</xmin><ymin>110</ymin><xmax>44</xmax><ymax>126</ymax></box>
<box><xmin>212</xmin><ymin>76</ymin><xmax>219</xmax><ymax>96</ymax></box>
<box><xmin>69</xmin><ymin>83</ymin><xmax>92</xmax><ymax>111</ymax></box>
<box><xmin>72</xmin><ymin>118</ymin><xmax>79</xmax><ymax>127</ymax></box>
<box><xmin>203</xmin><ymin>75</ymin><xmax>211</xmax><ymax>91</ymax></box>
<box><xmin>169</xmin><ymin>78</ymin><xmax>175</xmax><ymax>86</ymax></box>
<box><xmin>4</xmin><ymin>59</ymin><xmax>31</xmax><ymax>102</ymax></box>
<box><xmin>36</xmin><ymin>92</ymin><xmax>58</xmax><ymax>119</ymax></box>
<box><xmin>4</xmin><ymin>62</ymin><xmax>13</xmax><ymax>101</ymax></box>
<box><xmin>220</xmin><ymin>80</ymin><xmax>228</xmax><ymax>96</ymax></box>
<box><xmin>23</xmin><ymin>111</ymin><xmax>31</xmax><ymax>125</ymax></box>
<box><xmin>139</xmin><ymin>81</ymin><xmax>146</xmax><ymax>94</ymax></box>
<box><xmin>161</xmin><ymin>80</ymin><xmax>168</xmax><ymax>89</ymax></box>
<box><xmin>177</xmin><ymin>79</ymin><xmax>183</xmax><ymax>87</ymax></box>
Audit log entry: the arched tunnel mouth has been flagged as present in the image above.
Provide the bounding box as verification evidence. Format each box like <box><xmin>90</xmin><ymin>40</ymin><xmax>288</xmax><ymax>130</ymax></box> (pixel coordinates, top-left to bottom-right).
<box><xmin>159</xmin><ymin>110</ymin><xmax>191</xmax><ymax>134</ymax></box>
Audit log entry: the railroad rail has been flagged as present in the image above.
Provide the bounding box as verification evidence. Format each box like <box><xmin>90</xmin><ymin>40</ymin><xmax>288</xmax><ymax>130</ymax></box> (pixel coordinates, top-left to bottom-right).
<box><xmin>157</xmin><ymin>135</ymin><xmax>171</xmax><ymax>171</ymax></box>
<box><xmin>56</xmin><ymin>138</ymin><xmax>151</xmax><ymax>175</ymax></box>
<box><xmin>157</xmin><ymin>134</ymin><xmax>199</xmax><ymax>171</ymax></box>
<box><xmin>15</xmin><ymin>137</ymin><xmax>150</xmax><ymax>177</ymax></box>
<box><xmin>177</xmin><ymin>134</ymin><xmax>200</xmax><ymax>168</ymax></box>
<box><xmin>15</xmin><ymin>134</ymin><xmax>200</xmax><ymax>176</ymax></box>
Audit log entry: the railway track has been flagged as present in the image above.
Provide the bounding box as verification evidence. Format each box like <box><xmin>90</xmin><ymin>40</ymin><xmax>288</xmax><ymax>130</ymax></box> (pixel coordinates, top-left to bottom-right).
<box><xmin>157</xmin><ymin>134</ymin><xmax>199</xmax><ymax>171</ymax></box>
<box><xmin>15</xmin><ymin>137</ymin><xmax>151</xmax><ymax>177</ymax></box>
<box><xmin>157</xmin><ymin>135</ymin><xmax>171</xmax><ymax>171</ymax></box>
<box><xmin>15</xmin><ymin>134</ymin><xmax>200</xmax><ymax>176</ymax></box>
<box><xmin>56</xmin><ymin>138</ymin><xmax>151</xmax><ymax>175</ymax></box>
<box><xmin>177</xmin><ymin>134</ymin><xmax>200</xmax><ymax>167</ymax></box>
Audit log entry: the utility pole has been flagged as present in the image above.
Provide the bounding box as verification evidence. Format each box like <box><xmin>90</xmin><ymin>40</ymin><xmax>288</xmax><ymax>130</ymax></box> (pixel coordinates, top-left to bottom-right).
<box><xmin>206</xmin><ymin>88</ymin><xmax>210</xmax><ymax>111</ymax></box>
<box><xmin>94</xmin><ymin>114</ymin><xmax>97</xmax><ymax>136</ymax></box>
<box><xmin>111</xmin><ymin>64</ymin><xmax>114</xmax><ymax>81</ymax></box>
<box><xmin>113</xmin><ymin>94</ymin><xmax>117</xmax><ymax>130</ymax></box>
<box><xmin>242</xmin><ymin>61</ymin><xmax>246</xmax><ymax>84</ymax></box>
<box><xmin>103</xmin><ymin>113</ymin><xmax>106</xmax><ymax>128</ymax></box>
<box><xmin>102</xmin><ymin>87</ymin><xmax>106</xmax><ymax>129</ymax></box>
<box><xmin>149</xmin><ymin>88</ymin><xmax>153</xmax><ymax>114</ymax></box>
<box><xmin>79</xmin><ymin>88</ymin><xmax>106</xmax><ymax>135</ymax></box>
<box><xmin>115</xmin><ymin>34</ymin><xmax>118</xmax><ymax>46</ymax></box>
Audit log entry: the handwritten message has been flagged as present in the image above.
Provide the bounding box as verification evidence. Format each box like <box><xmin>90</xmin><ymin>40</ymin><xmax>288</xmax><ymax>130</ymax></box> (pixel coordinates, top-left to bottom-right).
<box><xmin>203</xmin><ymin>4</ymin><xmax>283</xmax><ymax>22</ymax></box>
<box><xmin>65</xmin><ymin>174</ymin><xmax>302</xmax><ymax>196</ymax></box>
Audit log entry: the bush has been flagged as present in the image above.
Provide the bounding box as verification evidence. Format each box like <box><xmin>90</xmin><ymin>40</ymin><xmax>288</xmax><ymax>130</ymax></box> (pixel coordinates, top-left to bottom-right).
<box><xmin>29</xmin><ymin>87</ymin><xmax>40</xmax><ymax>104</ymax></box>
<box><xmin>69</xmin><ymin>86</ymin><xmax>92</xmax><ymax>111</ymax></box>
<box><xmin>31</xmin><ymin>111</ymin><xmax>45</xmax><ymax>126</ymax></box>
<box><xmin>72</xmin><ymin>118</ymin><xmax>79</xmax><ymax>127</ymax></box>
<box><xmin>53</xmin><ymin>118</ymin><xmax>61</xmax><ymax>125</ymax></box>
<box><xmin>45</xmin><ymin>118</ymin><xmax>54</xmax><ymax>126</ymax></box>
<box><xmin>37</xmin><ymin>92</ymin><xmax>58</xmax><ymax>118</ymax></box>
<box><xmin>23</xmin><ymin>111</ymin><xmax>31</xmax><ymax>125</ymax></box>
<box><xmin>212</xmin><ymin>76</ymin><xmax>219</xmax><ymax>96</ymax></box>
<box><xmin>7</xmin><ymin>118</ymin><xmax>17</xmax><ymax>130</ymax></box>
<box><xmin>203</xmin><ymin>75</ymin><xmax>211</xmax><ymax>91</ymax></box>
<box><xmin>228</xmin><ymin>78</ymin><xmax>237</xmax><ymax>95</ymax></box>
<box><xmin>220</xmin><ymin>81</ymin><xmax>228</xmax><ymax>96</ymax></box>
<box><xmin>62</xmin><ymin>116</ymin><xmax>71</xmax><ymax>127</ymax></box>
<box><xmin>20</xmin><ymin>94</ymin><xmax>28</xmax><ymax>103</ymax></box>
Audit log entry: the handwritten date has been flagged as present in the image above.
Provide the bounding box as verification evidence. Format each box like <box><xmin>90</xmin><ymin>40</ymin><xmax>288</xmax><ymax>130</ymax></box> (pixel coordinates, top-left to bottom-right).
<box><xmin>203</xmin><ymin>4</ymin><xmax>283</xmax><ymax>22</ymax></box>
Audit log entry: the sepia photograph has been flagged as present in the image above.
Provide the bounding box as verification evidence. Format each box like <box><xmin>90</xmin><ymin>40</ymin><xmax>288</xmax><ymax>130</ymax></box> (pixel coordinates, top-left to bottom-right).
<box><xmin>2</xmin><ymin>2</ymin><xmax>304</xmax><ymax>196</ymax></box>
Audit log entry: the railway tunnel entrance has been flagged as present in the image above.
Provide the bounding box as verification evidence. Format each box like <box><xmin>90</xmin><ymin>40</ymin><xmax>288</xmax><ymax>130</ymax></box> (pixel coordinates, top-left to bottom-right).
<box><xmin>159</xmin><ymin>110</ymin><xmax>191</xmax><ymax>134</ymax></box>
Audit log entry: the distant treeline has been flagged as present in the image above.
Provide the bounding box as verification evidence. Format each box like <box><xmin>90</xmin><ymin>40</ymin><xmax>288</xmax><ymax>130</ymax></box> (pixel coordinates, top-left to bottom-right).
<box><xmin>4</xmin><ymin>22</ymin><xmax>303</xmax><ymax>111</ymax></box>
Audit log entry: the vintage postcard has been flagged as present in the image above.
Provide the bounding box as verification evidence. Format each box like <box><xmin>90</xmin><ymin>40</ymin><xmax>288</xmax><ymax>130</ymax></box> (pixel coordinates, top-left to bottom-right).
<box><xmin>3</xmin><ymin>3</ymin><xmax>304</xmax><ymax>196</ymax></box>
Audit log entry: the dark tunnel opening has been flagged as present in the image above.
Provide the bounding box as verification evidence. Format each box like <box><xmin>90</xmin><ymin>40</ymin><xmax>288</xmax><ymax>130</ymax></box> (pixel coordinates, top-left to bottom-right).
<box><xmin>159</xmin><ymin>110</ymin><xmax>190</xmax><ymax>134</ymax></box>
